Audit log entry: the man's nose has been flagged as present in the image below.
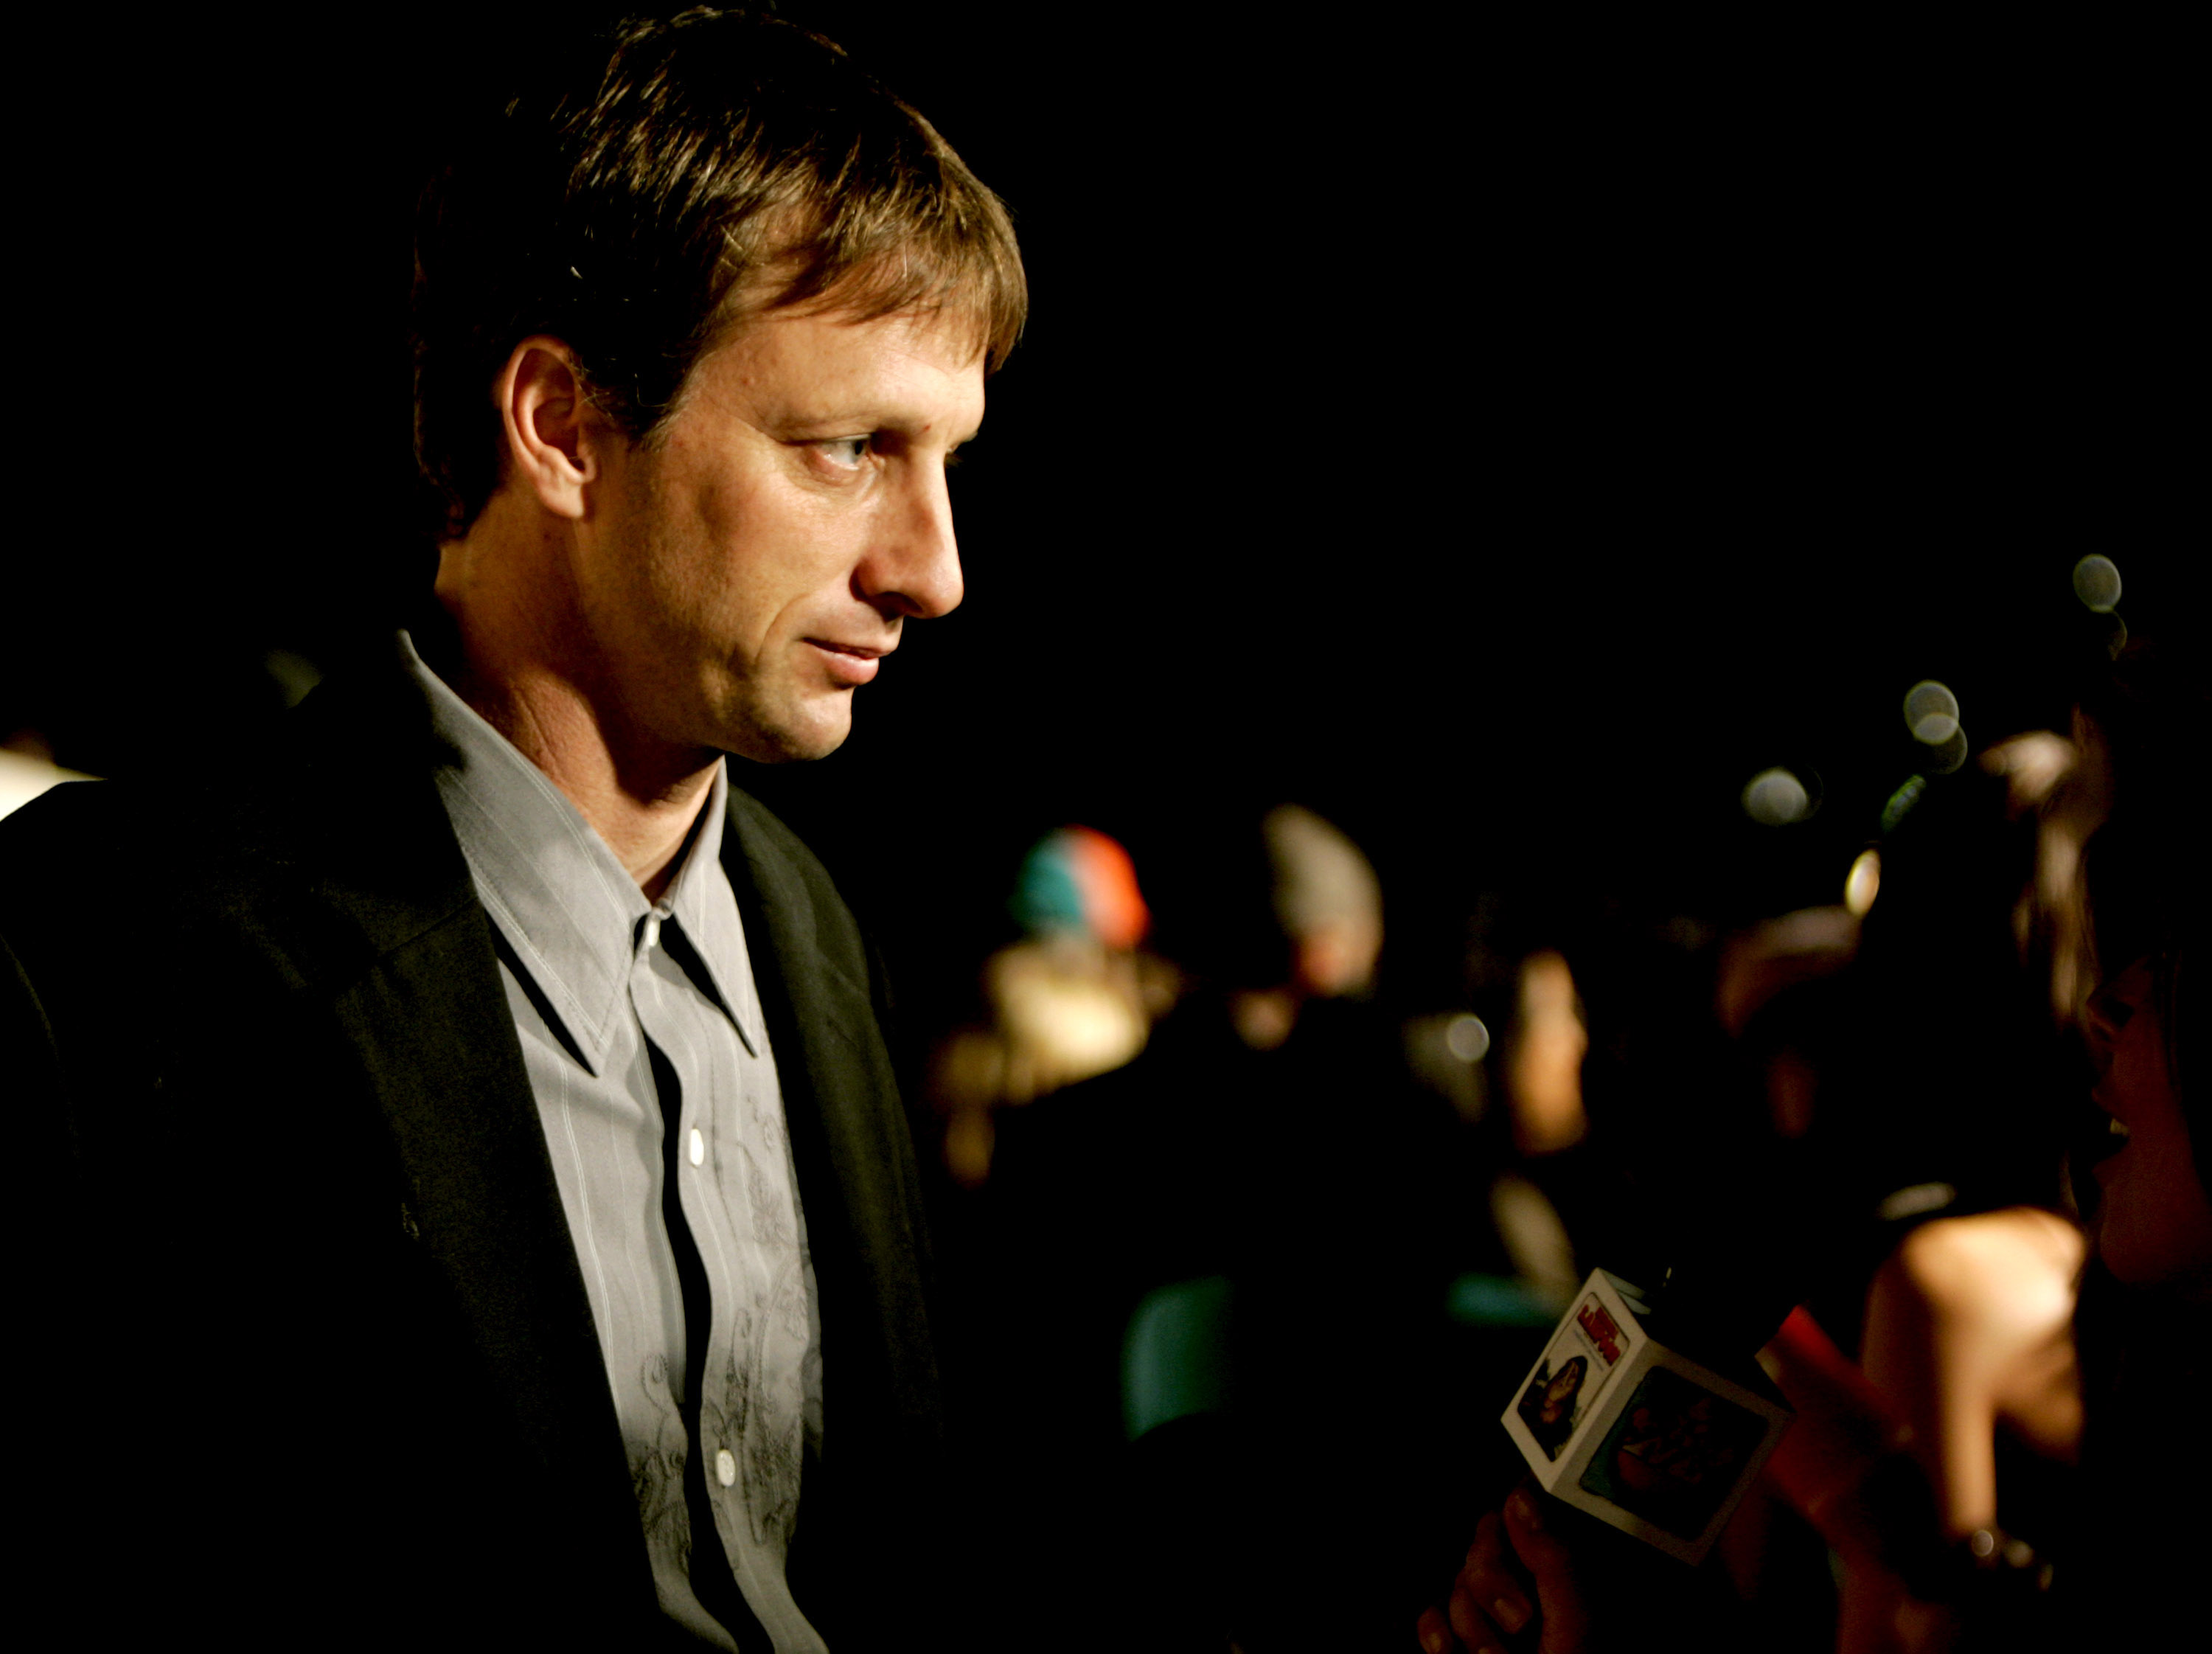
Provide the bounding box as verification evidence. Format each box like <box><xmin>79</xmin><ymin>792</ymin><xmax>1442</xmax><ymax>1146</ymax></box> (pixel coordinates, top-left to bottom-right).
<box><xmin>858</xmin><ymin>462</ymin><xmax>963</xmax><ymax>621</ymax></box>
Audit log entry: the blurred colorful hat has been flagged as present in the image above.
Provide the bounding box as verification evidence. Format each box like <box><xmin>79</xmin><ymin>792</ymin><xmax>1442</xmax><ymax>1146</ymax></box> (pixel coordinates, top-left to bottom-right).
<box><xmin>1009</xmin><ymin>825</ymin><xmax>1150</xmax><ymax>951</ymax></box>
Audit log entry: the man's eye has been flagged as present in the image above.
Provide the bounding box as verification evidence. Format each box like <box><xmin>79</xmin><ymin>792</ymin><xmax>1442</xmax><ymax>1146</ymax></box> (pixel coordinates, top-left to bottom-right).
<box><xmin>815</xmin><ymin>437</ymin><xmax>871</xmax><ymax>470</ymax></box>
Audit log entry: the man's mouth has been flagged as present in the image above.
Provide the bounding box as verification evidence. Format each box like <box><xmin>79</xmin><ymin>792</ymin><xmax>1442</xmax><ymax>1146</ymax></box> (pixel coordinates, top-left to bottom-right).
<box><xmin>806</xmin><ymin>639</ymin><xmax>888</xmax><ymax>685</ymax></box>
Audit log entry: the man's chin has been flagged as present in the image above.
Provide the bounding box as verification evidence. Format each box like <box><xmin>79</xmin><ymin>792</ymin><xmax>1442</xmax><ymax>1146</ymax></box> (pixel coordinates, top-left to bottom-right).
<box><xmin>721</xmin><ymin>700</ymin><xmax>853</xmax><ymax>765</ymax></box>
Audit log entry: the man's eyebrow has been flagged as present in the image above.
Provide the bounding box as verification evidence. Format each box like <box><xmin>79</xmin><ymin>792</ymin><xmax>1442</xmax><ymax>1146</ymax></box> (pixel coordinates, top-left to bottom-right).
<box><xmin>780</xmin><ymin>410</ymin><xmax>984</xmax><ymax>448</ymax></box>
<box><xmin>777</xmin><ymin>406</ymin><xmax>978</xmax><ymax>436</ymax></box>
<box><xmin>772</xmin><ymin>405</ymin><xmax>877</xmax><ymax>431</ymax></box>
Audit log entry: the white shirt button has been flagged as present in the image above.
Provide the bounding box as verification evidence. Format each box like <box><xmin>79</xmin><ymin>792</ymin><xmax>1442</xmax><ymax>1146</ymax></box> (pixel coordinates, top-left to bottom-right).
<box><xmin>639</xmin><ymin>912</ymin><xmax>661</xmax><ymax>952</ymax></box>
<box><xmin>715</xmin><ymin>1448</ymin><xmax>737</xmax><ymax>1488</ymax></box>
<box><xmin>688</xmin><ymin>1128</ymin><xmax>706</xmax><ymax>1167</ymax></box>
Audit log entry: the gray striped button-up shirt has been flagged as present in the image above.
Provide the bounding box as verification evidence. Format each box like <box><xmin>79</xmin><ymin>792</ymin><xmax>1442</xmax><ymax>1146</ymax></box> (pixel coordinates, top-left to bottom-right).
<box><xmin>406</xmin><ymin>634</ymin><xmax>827</xmax><ymax>1653</ymax></box>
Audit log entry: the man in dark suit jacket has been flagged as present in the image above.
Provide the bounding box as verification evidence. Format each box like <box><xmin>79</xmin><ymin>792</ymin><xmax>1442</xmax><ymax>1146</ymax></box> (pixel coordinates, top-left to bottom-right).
<box><xmin>1</xmin><ymin>13</ymin><xmax>1023</xmax><ymax>1647</ymax></box>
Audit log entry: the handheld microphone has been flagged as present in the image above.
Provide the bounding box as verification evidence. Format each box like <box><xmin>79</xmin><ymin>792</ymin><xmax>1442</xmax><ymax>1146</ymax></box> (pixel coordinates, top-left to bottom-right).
<box><xmin>1499</xmin><ymin>1268</ymin><xmax>1795</xmax><ymax>1565</ymax></box>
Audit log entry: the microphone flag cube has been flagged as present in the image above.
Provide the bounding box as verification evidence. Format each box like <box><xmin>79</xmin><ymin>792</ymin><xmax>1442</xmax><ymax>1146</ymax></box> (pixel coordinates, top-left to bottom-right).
<box><xmin>1500</xmin><ymin>1269</ymin><xmax>1794</xmax><ymax>1565</ymax></box>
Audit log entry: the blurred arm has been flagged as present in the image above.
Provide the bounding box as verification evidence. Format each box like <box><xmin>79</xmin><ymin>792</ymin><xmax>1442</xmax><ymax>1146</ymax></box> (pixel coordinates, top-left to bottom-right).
<box><xmin>1860</xmin><ymin>1208</ymin><xmax>2084</xmax><ymax>1536</ymax></box>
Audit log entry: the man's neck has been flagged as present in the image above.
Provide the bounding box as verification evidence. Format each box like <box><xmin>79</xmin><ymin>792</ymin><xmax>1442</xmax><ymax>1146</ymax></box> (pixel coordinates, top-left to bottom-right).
<box><xmin>420</xmin><ymin>611</ymin><xmax>718</xmax><ymax>905</ymax></box>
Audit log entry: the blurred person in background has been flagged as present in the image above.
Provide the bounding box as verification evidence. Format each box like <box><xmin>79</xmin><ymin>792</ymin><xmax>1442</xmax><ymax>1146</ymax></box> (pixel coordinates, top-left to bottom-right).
<box><xmin>927</xmin><ymin>824</ymin><xmax>1178</xmax><ymax>1187</ymax></box>
<box><xmin>1764</xmin><ymin>642</ymin><xmax>2208</xmax><ymax>1652</ymax></box>
<box><xmin>1420</xmin><ymin>630</ymin><xmax>2208</xmax><ymax>1654</ymax></box>
<box><xmin>1796</xmin><ymin>639</ymin><xmax>2203</xmax><ymax>1650</ymax></box>
<box><xmin>1490</xmin><ymin>947</ymin><xmax>1596</xmax><ymax>1303</ymax></box>
<box><xmin>2012</xmin><ymin>636</ymin><xmax>2208</xmax><ymax>1642</ymax></box>
<box><xmin>948</xmin><ymin>802</ymin><xmax>1478</xmax><ymax>1651</ymax></box>
<box><xmin>1826</xmin><ymin>724</ymin><xmax>2101</xmax><ymax>1650</ymax></box>
<box><xmin>0</xmin><ymin>12</ymin><xmax>1022</xmax><ymax>1648</ymax></box>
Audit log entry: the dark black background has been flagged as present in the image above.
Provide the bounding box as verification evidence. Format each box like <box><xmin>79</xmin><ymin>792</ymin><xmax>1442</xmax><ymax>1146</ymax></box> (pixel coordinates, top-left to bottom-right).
<box><xmin>10</xmin><ymin>4</ymin><xmax>2197</xmax><ymax>1026</ymax></box>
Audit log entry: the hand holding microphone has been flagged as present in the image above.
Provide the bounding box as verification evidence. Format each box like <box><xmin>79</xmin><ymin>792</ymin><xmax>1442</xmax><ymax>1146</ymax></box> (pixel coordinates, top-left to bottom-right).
<box><xmin>1417</xmin><ymin>1479</ymin><xmax>1591</xmax><ymax>1654</ymax></box>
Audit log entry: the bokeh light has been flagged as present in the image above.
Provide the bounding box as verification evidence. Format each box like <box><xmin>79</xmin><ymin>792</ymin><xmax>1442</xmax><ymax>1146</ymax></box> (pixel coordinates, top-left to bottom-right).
<box><xmin>1742</xmin><ymin>767</ymin><xmax>1811</xmax><ymax>826</ymax></box>
<box><xmin>2071</xmin><ymin>555</ymin><xmax>2123</xmax><ymax>614</ymax></box>
<box><xmin>1844</xmin><ymin>849</ymin><xmax>1881</xmax><ymax>916</ymax></box>
<box><xmin>1902</xmin><ymin>681</ymin><xmax>1960</xmax><ymax>746</ymax></box>
<box><xmin>1444</xmin><ymin>1012</ymin><xmax>1492</xmax><ymax>1063</ymax></box>
<box><xmin>1880</xmin><ymin>775</ymin><xmax>1927</xmax><ymax>834</ymax></box>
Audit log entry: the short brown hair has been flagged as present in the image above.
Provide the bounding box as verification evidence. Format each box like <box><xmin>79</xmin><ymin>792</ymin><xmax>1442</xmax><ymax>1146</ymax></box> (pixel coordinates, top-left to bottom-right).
<box><xmin>412</xmin><ymin>9</ymin><xmax>1026</xmax><ymax>541</ymax></box>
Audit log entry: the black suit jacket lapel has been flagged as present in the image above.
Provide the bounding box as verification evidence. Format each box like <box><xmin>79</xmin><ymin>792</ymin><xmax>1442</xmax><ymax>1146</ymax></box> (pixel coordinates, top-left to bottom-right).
<box><xmin>288</xmin><ymin>664</ymin><xmax>655</xmax><ymax>1622</ymax></box>
<box><xmin>719</xmin><ymin>786</ymin><xmax>946</xmax><ymax>1631</ymax></box>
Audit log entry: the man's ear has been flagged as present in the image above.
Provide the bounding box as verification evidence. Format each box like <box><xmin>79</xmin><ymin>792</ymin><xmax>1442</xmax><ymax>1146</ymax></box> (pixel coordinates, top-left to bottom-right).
<box><xmin>493</xmin><ymin>337</ymin><xmax>612</xmax><ymax>521</ymax></box>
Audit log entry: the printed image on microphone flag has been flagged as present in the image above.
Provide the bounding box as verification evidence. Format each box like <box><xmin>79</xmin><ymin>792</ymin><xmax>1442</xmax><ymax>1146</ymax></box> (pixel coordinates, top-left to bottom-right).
<box><xmin>1514</xmin><ymin>1291</ymin><xmax>1632</xmax><ymax>1460</ymax></box>
<box><xmin>1514</xmin><ymin>1355</ymin><xmax>1590</xmax><ymax>1462</ymax></box>
<box><xmin>1577</xmin><ymin>1367</ymin><xmax>1766</xmax><ymax>1539</ymax></box>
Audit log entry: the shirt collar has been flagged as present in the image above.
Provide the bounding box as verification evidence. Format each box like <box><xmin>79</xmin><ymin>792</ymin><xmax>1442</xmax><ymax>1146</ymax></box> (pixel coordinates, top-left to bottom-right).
<box><xmin>655</xmin><ymin>758</ymin><xmax>769</xmax><ymax>1060</ymax></box>
<box><xmin>400</xmin><ymin>630</ymin><xmax>757</xmax><ymax>1072</ymax></box>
